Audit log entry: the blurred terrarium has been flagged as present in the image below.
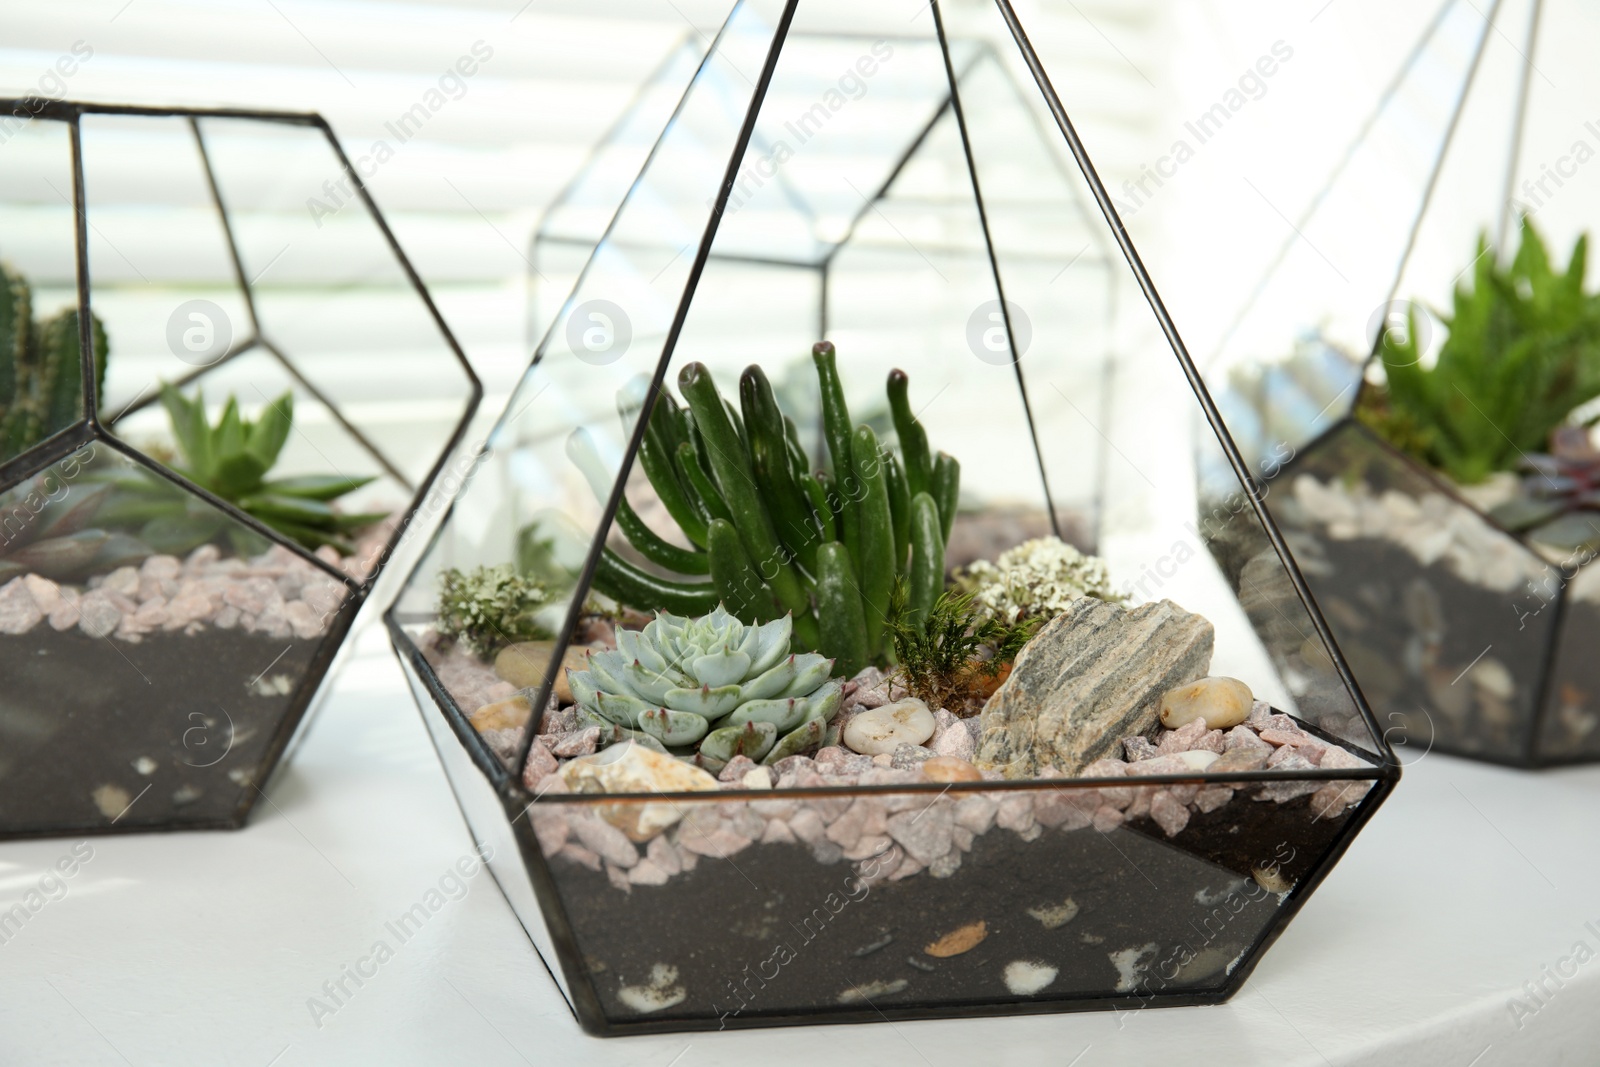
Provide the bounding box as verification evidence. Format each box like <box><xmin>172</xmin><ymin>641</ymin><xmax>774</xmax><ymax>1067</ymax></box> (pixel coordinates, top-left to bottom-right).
<box><xmin>389</xmin><ymin>0</ymin><xmax>1393</xmax><ymax>1036</ymax></box>
<box><xmin>0</xmin><ymin>100</ymin><xmax>477</xmax><ymax>837</ymax></box>
<box><xmin>1200</xmin><ymin>0</ymin><xmax>1600</xmax><ymax>766</ymax></box>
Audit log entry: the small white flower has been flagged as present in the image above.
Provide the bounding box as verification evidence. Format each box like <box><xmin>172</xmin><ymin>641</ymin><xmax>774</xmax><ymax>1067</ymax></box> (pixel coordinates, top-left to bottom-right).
<box><xmin>961</xmin><ymin>536</ymin><xmax>1121</xmax><ymax>622</ymax></box>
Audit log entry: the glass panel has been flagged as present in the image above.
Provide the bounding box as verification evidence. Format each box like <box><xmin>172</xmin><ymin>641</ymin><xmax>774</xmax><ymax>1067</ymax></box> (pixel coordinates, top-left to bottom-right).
<box><xmin>1201</xmin><ymin>0</ymin><xmax>1498</xmax><ymax>440</ymax></box>
<box><xmin>0</xmin><ymin>116</ymin><xmax>85</xmax><ymax>465</ymax></box>
<box><xmin>394</xmin><ymin>645</ymin><xmax>573</xmax><ymax>1003</ymax></box>
<box><xmin>390</xmin><ymin>0</ymin><xmax>794</xmax><ymax>706</ymax></box>
<box><xmin>956</xmin><ymin>48</ymin><xmax>1115</xmax><ymax>545</ymax></box>
<box><xmin>110</xmin><ymin>346</ymin><xmax>402</xmax><ymax>582</ymax></box>
<box><xmin>1199</xmin><ymin>424</ymin><xmax>1423</xmax><ymax>757</ymax></box>
<box><xmin>516</xmin><ymin>772</ymin><xmax>1374</xmax><ymax>1027</ymax></box>
<box><xmin>78</xmin><ymin>114</ymin><xmax>252</xmax><ymax>421</ymax></box>
<box><xmin>530</xmin><ymin>36</ymin><xmax>709</xmax><ymax>349</ymax></box>
<box><xmin>0</xmin><ymin>443</ymin><xmax>354</xmax><ymax>834</ymax></box>
<box><xmin>1542</xmin><ymin>562</ymin><xmax>1600</xmax><ymax>761</ymax></box>
<box><xmin>189</xmin><ymin>117</ymin><xmax>475</xmax><ymax>494</ymax></box>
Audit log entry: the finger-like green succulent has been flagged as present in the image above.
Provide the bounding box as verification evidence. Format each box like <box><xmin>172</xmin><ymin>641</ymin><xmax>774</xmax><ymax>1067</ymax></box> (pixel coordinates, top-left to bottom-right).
<box><xmin>567</xmin><ymin>605</ymin><xmax>843</xmax><ymax>769</ymax></box>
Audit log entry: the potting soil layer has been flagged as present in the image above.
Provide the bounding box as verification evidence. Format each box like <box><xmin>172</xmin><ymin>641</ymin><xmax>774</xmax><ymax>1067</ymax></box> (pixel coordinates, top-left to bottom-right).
<box><xmin>545</xmin><ymin>793</ymin><xmax>1353</xmax><ymax>1030</ymax></box>
<box><xmin>0</xmin><ymin>627</ymin><xmax>326</xmax><ymax>835</ymax></box>
<box><xmin>1539</xmin><ymin>597</ymin><xmax>1600</xmax><ymax>760</ymax></box>
<box><xmin>1304</xmin><ymin>531</ymin><xmax>1551</xmax><ymax>762</ymax></box>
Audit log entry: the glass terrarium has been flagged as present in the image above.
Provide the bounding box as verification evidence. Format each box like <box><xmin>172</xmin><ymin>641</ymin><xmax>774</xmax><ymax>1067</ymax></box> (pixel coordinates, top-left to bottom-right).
<box><xmin>1202</xmin><ymin>0</ymin><xmax>1599</xmax><ymax>767</ymax></box>
<box><xmin>0</xmin><ymin>100</ymin><xmax>479</xmax><ymax>837</ymax></box>
<box><xmin>388</xmin><ymin>0</ymin><xmax>1397</xmax><ymax>1035</ymax></box>
<box><xmin>526</xmin><ymin>24</ymin><xmax>1118</xmax><ymax>554</ymax></box>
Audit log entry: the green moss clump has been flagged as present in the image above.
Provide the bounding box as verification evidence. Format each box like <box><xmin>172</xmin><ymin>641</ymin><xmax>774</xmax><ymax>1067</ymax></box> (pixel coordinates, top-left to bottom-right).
<box><xmin>437</xmin><ymin>564</ymin><xmax>550</xmax><ymax>655</ymax></box>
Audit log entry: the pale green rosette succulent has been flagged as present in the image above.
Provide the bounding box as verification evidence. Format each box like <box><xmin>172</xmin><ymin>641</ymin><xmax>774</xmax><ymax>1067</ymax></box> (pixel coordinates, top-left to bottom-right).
<box><xmin>567</xmin><ymin>606</ymin><xmax>843</xmax><ymax>769</ymax></box>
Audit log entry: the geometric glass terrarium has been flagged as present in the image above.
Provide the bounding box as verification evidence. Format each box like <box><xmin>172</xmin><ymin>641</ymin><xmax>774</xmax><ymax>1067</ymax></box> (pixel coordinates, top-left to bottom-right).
<box><xmin>0</xmin><ymin>100</ymin><xmax>478</xmax><ymax>837</ymax></box>
<box><xmin>526</xmin><ymin>27</ymin><xmax>1116</xmax><ymax>553</ymax></box>
<box><xmin>389</xmin><ymin>0</ymin><xmax>1397</xmax><ymax>1034</ymax></box>
<box><xmin>1202</xmin><ymin>0</ymin><xmax>1597</xmax><ymax>766</ymax></box>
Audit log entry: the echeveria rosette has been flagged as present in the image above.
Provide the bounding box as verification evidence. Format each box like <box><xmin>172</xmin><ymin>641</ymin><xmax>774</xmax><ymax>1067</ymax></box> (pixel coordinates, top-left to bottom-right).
<box><xmin>567</xmin><ymin>606</ymin><xmax>843</xmax><ymax>769</ymax></box>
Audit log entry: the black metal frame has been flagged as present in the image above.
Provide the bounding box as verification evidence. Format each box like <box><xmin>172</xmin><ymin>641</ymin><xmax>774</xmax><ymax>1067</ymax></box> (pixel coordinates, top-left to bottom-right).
<box><xmin>385</xmin><ymin>0</ymin><xmax>1399</xmax><ymax>1035</ymax></box>
<box><xmin>525</xmin><ymin>28</ymin><xmax>1122</xmax><ymax>544</ymax></box>
<box><xmin>0</xmin><ymin>98</ymin><xmax>482</xmax><ymax>836</ymax></box>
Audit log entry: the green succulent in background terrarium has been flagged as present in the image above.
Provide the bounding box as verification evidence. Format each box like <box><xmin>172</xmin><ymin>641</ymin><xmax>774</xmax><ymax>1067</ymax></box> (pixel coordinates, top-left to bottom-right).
<box><xmin>0</xmin><ymin>476</ymin><xmax>146</xmax><ymax>584</ymax></box>
<box><xmin>0</xmin><ymin>259</ymin><xmax>108</xmax><ymax>460</ymax></box>
<box><xmin>567</xmin><ymin>342</ymin><xmax>959</xmax><ymax>678</ymax></box>
<box><xmin>566</xmin><ymin>606</ymin><xmax>842</xmax><ymax>770</ymax></box>
<box><xmin>1358</xmin><ymin>219</ymin><xmax>1600</xmax><ymax>488</ymax></box>
<box><xmin>98</xmin><ymin>384</ymin><xmax>385</xmax><ymax>557</ymax></box>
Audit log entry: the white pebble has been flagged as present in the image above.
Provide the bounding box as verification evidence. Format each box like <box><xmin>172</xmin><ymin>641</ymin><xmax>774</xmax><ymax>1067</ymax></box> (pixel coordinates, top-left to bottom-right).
<box><xmin>616</xmin><ymin>963</ymin><xmax>686</xmax><ymax>1013</ymax></box>
<box><xmin>837</xmin><ymin>978</ymin><xmax>908</xmax><ymax>1003</ymax></box>
<box><xmin>1174</xmin><ymin>750</ymin><xmax>1219</xmax><ymax>771</ymax></box>
<box><xmin>1003</xmin><ymin>960</ymin><xmax>1059</xmax><ymax>996</ymax></box>
<box><xmin>843</xmin><ymin>699</ymin><xmax>935</xmax><ymax>756</ymax></box>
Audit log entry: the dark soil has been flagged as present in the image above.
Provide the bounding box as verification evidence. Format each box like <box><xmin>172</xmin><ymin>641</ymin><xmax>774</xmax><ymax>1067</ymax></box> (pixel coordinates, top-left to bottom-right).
<box><xmin>0</xmin><ymin>626</ymin><xmax>325</xmax><ymax>835</ymax></box>
<box><xmin>547</xmin><ymin>796</ymin><xmax>1354</xmax><ymax>1028</ymax></box>
<box><xmin>1306</xmin><ymin>532</ymin><xmax>1550</xmax><ymax>760</ymax></box>
<box><xmin>1539</xmin><ymin>598</ymin><xmax>1600</xmax><ymax>760</ymax></box>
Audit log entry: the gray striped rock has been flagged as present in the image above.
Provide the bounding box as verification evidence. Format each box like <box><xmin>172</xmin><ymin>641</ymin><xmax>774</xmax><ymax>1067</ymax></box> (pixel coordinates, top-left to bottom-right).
<box><xmin>975</xmin><ymin>598</ymin><xmax>1213</xmax><ymax>778</ymax></box>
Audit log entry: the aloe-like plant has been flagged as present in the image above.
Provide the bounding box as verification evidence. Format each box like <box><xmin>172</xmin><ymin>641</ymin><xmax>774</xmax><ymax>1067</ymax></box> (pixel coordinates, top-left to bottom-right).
<box><xmin>572</xmin><ymin>343</ymin><xmax>959</xmax><ymax>678</ymax></box>
<box><xmin>0</xmin><ymin>260</ymin><xmax>108</xmax><ymax>459</ymax></box>
<box><xmin>566</xmin><ymin>606</ymin><xmax>843</xmax><ymax>770</ymax></box>
<box><xmin>1359</xmin><ymin>220</ymin><xmax>1600</xmax><ymax>485</ymax></box>
<box><xmin>99</xmin><ymin>385</ymin><xmax>384</xmax><ymax>556</ymax></box>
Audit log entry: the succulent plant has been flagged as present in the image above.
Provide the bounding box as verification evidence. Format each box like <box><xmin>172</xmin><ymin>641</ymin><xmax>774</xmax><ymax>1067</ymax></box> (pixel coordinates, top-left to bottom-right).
<box><xmin>573</xmin><ymin>342</ymin><xmax>959</xmax><ymax>677</ymax></box>
<box><xmin>0</xmin><ymin>259</ymin><xmax>109</xmax><ymax>460</ymax></box>
<box><xmin>99</xmin><ymin>384</ymin><xmax>385</xmax><ymax>556</ymax></box>
<box><xmin>567</xmin><ymin>606</ymin><xmax>843</xmax><ymax>769</ymax></box>
<box><xmin>1358</xmin><ymin>219</ymin><xmax>1600</xmax><ymax>485</ymax></box>
<box><xmin>437</xmin><ymin>563</ymin><xmax>551</xmax><ymax>655</ymax></box>
<box><xmin>0</xmin><ymin>472</ymin><xmax>147</xmax><ymax>584</ymax></box>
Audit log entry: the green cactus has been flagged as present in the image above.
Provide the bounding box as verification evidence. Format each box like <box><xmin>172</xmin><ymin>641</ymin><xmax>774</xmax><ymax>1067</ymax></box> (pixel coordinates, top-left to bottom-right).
<box><xmin>578</xmin><ymin>343</ymin><xmax>960</xmax><ymax>676</ymax></box>
<box><xmin>0</xmin><ymin>260</ymin><xmax>109</xmax><ymax>461</ymax></box>
<box><xmin>567</xmin><ymin>606</ymin><xmax>843</xmax><ymax>769</ymax></box>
